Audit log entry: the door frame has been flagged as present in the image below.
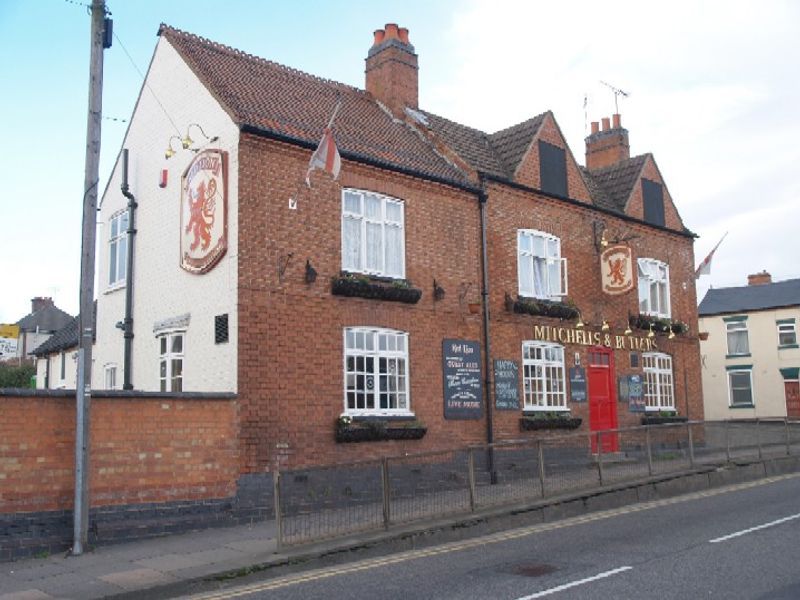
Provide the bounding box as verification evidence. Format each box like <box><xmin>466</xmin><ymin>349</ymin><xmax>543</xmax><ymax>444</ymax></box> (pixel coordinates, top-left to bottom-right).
<box><xmin>587</xmin><ymin>345</ymin><xmax>619</xmax><ymax>452</ymax></box>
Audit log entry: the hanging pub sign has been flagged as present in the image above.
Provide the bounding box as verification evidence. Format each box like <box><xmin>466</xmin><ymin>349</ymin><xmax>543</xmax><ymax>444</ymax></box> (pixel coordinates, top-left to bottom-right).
<box><xmin>628</xmin><ymin>374</ymin><xmax>646</xmax><ymax>412</ymax></box>
<box><xmin>493</xmin><ymin>359</ymin><xmax>520</xmax><ymax>410</ymax></box>
<box><xmin>442</xmin><ymin>339</ymin><xmax>483</xmax><ymax>419</ymax></box>
<box><xmin>181</xmin><ymin>149</ymin><xmax>228</xmax><ymax>274</ymax></box>
<box><xmin>601</xmin><ymin>244</ymin><xmax>634</xmax><ymax>295</ymax></box>
<box><xmin>569</xmin><ymin>367</ymin><xmax>587</xmax><ymax>402</ymax></box>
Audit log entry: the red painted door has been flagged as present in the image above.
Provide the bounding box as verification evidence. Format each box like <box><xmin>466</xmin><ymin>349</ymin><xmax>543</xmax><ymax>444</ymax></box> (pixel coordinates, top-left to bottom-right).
<box><xmin>786</xmin><ymin>381</ymin><xmax>800</xmax><ymax>419</ymax></box>
<box><xmin>588</xmin><ymin>347</ymin><xmax>619</xmax><ymax>452</ymax></box>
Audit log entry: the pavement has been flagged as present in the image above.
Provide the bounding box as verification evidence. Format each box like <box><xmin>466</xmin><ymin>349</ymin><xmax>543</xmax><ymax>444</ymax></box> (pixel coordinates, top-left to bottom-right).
<box><xmin>1</xmin><ymin>454</ymin><xmax>798</xmax><ymax>600</ymax></box>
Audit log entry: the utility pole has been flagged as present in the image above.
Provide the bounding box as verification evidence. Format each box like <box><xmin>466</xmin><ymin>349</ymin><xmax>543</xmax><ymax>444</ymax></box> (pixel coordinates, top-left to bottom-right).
<box><xmin>74</xmin><ymin>0</ymin><xmax>107</xmax><ymax>556</ymax></box>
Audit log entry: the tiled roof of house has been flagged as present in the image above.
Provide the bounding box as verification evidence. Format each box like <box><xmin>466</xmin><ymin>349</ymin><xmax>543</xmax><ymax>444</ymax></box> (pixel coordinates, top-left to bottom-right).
<box><xmin>31</xmin><ymin>317</ymin><xmax>78</xmax><ymax>356</ymax></box>
<box><xmin>584</xmin><ymin>154</ymin><xmax>649</xmax><ymax>212</ymax></box>
<box><xmin>159</xmin><ymin>25</ymin><xmax>680</xmax><ymax>227</ymax></box>
<box><xmin>16</xmin><ymin>304</ymin><xmax>73</xmax><ymax>334</ymax></box>
<box><xmin>699</xmin><ymin>278</ymin><xmax>800</xmax><ymax>316</ymax></box>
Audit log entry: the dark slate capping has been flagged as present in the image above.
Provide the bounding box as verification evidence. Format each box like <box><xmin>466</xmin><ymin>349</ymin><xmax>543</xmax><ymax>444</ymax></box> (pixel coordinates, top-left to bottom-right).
<box><xmin>0</xmin><ymin>388</ymin><xmax>237</xmax><ymax>400</ymax></box>
<box><xmin>239</xmin><ymin>124</ymin><xmax>482</xmax><ymax>196</ymax></box>
<box><xmin>723</xmin><ymin>315</ymin><xmax>749</xmax><ymax>322</ymax></box>
<box><xmin>478</xmin><ymin>172</ymin><xmax>697</xmax><ymax>239</ymax></box>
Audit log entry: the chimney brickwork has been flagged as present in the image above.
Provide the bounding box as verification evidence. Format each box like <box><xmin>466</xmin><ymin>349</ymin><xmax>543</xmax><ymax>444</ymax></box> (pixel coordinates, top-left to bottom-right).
<box><xmin>31</xmin><ymin>297</ymin><xmax>54</xmax><ymax>313</ymax></box>
<box><xmin>365</xmin><ymin>23</ymin><xmax>418</xmax><ymax>116</ymax></box>
<box><xmin>747</xmin><ymin>271</ymin><xmax>772</xmax><ymax>286</ymax></box>
<box><xmin>585</xmin><ymin>113</ymin><xmax>630</xmax><ymax>170</ymax></box>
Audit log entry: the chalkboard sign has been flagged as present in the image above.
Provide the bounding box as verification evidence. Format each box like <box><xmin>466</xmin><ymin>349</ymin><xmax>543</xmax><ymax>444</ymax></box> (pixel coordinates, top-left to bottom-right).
<box><xmin>618</xmin><ymin>376</ymin><xmax>630</xmax><ymax>402</ymax></box>
<box><xmin>442</xmin><ymin>339</ymin><xmax>483</xmax><ymax>419</ymax></box>
<box><xmin>493</xmin><ymin>359</ymin><xmax>520</xmax><ymax>410</ymax></box>
<box><xmin>628</xmin><ymin>374</ymin><xmax>645</xmax><ymax>412</ymax></box>
<box><xmin>569</xmin><ymin>367</ymin><xmax>587</xmax><ymax>402</ymax></box>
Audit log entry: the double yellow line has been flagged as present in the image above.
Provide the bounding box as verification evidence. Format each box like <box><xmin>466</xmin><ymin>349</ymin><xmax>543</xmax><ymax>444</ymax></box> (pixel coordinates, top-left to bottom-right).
<box><xmin>190</xmin><ymin>472</ymin><xmax>800</xmax><ymax>599</ymax></box>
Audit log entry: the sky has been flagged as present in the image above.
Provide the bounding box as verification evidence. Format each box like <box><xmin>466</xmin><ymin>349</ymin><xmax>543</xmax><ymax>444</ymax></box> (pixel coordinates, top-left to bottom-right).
<box><xmin>1</xmin><ymin>0</ymin><xmax>798</xmax><ymax>323</ymax></box>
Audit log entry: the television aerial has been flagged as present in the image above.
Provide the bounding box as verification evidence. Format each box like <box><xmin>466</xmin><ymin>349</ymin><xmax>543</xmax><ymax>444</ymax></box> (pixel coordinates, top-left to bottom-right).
<box><xmin>599</xmin><ymin>81</ymin><xmax>630</xmax><ymax>114</ymax></box>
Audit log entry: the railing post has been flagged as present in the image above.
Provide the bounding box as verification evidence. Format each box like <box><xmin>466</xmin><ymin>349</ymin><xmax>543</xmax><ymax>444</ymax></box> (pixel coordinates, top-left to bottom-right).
<box><xmin>645</xmin><ymin>425</ymin><xmax>653</xmax><ymax>476</ymax></box>
<box><xmin>756</xmin><ymin>418</ymin><xmax>762</xmax><ymax>460</ymax></box>
<box><xmin>786</xmin><ymin>418</ymin><xmax>791</xmax><ymax>456</ymax></box>
<box><xmin>537</xmin><ymin>440</ymin><xmax>546</xmax><ymax>498</ymax></box>
<box><xmin>725</xmin><ymin>420</ymin><xmax>731</xmax><ymax>462</ymax></box>
<box><xmin>381</xmin><ymin>457</ymin><xmax>391</xmax><ymax>530</ymax></box>
<box><xmin>273</xmin><ymin>470</ymin><xmax>283</xmax><ymax>552</ymax></box>
<box><xmin>467</xmin><ymin>448</ymin><xmax>476</xmax><ymax>513</ymax></box>
<box><xmin>687</xmin><ymin>422</ymin><xmax>695</xmax><ymax>467</ymax></box>
<box><xmin>597</xmin><ymin>431</ymin><xmax>604</xmax><ymax>485</ymax></box>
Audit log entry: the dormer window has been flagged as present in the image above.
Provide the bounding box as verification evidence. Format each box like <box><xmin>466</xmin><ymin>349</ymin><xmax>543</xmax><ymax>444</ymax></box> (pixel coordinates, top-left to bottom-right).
<box><xmin>642</xmin><ymin>179</ymin><xmax>665</xmax><ymax>227</ymax></box>
<box><xmin>539</xmin><ymin>141</ymin><xmax>567</xmax><ymax>197</ymax></box>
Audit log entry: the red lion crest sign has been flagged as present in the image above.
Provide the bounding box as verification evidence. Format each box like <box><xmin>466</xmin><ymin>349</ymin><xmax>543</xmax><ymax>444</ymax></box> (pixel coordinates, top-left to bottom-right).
<box><xmin>180</xmin><ymin>149</ymin><xmax>228</xmax><ymax>274</ymax></box>
<box><xmin>601</xmin><ymin>245</ymin><xmax>634</xmax><ymax>295</ymax></box>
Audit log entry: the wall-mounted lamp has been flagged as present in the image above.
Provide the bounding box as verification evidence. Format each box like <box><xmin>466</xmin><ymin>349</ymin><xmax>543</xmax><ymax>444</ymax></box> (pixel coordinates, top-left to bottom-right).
<box><xmin>304</xmin><ymin>259</ymin><xmax>317</xmax><ymax>284</ymax></box>
<box><xmin>575</xmin><ymin>312</ymin><xmax>585</xmax><ymax>329</ymax></box>
<box><xmin>165</xmin><ymin>135</ymin><xmax>182</xmax><ymax>159</ymax></box>
<box><xmin>182</xmin><ymin>123</ymin><xmax>219</xmax><ymax>151</ymax></box>
<box><xmin>624</xmin><ymin>323</ymin><xmax>633</xmax><ymax>335</ymax></box>
<box><xmin>601</xmin><ymin>319</ymin><xmax>610</xmax><ymax>332</ymax></box>
<box><xmin>668</xmin><ymin>325</ymin><xmax>676</xmax><ymax>340</ymax></box>
<box><xmin>647</xmin><ymin>325</ymin><xmax>655</xmax><ymax>339</ymax></box>
<box><xmin>433</xmin><ymin>279</ymin><xmax>446</xmax><ymax>301</ymax></box>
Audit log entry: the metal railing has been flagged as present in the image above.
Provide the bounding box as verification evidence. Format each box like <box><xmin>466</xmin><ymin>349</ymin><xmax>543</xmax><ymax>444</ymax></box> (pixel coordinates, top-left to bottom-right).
<box><xmin>274</xmin><ymin>418</ymin><xmax>800</xmax><ymax>547</ymax></box>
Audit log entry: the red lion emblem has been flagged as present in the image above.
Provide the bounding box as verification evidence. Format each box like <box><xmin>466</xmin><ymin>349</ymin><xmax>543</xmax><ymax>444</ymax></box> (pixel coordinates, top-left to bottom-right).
<box><xmin>185</xmin><ymin>179</ymin><xmax>217</xmax><ymax>252</ymax></box>
<box><xmin>607</xmin><ymin>257</ymin><xmax>627</xmax><ymax>285</ymax></box>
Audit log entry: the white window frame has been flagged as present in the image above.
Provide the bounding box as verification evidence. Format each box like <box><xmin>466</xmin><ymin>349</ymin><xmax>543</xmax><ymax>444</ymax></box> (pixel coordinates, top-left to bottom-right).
<box><xmin>778</xmin><ymin>321</ymin><xmax>797</xmax><ymax>347</ymax></box>
<box><xmin>521</xmin><ymin>341</ymin><xmax>568</xmax><ymax>411</ymax></box>
<box><xmin>158</xmin><ymin>331</ymin><xmax>184</xmax><ymax>392</ymax></box>
<box><xmin>642</xmin><ymin>352</ymin><xmax>675</xmax><ymax>411</ymax></box>
<box><xmin>728</xmin><ymin>369</ymin><xmax>754</xmax><ymax>408</ymax></box>
<box><xmin>104</xmin><ymin>364</ymin><xmax>117</xmax><ymax>390</ymax></box>
<box><xmin>108</xmin><ymin>211</ymin><xmax>129</xmax><ymax>288</ymax></box>
<box><xmin>637</xmin><ymin>258</ymin><xmax>671</xmax><ymax>318</ymax></box>
<box><xmin>343</xmin><ymin>327</ymin><xmax>411</xmax><ymax>417</ymax></box>
<box><xmin>726</xmin><ymin>321</ymin><xmax>750</xmax><ymax>356</ymax></box>
<box><xmin>341</xmin><ymin>189</ymin><xmax>406</xmax><ymax>279</ymax></box>
<box><xmin>517</xmin><ymin>229</ymin><xmax>568</xmax><ymax>300</ymax></box>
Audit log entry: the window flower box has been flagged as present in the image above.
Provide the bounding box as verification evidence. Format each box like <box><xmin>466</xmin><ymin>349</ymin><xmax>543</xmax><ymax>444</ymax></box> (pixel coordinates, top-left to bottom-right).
<box><xmin>506</xmin><ymin>294</ymin><xmax>579</xmax><ymax>321</ymax></box>
<box><xmin>629</xmin><ymin>314</ymin><xmax>689</xmax><ymax>335</ymax></box>
<box><xmin>331</xmin><ymin>275</ymin><xmax>422</xmax><ymax>304</ymax></box>
<box><xmin>640</xmin><ymin>413</ymin><xmax>688</xmax><ymax>425</ymax></box>
<box><xmin>335</xmin><ymin>418</ymin><xmax>427</xmax><ymax>443</ymax></box>
<box><xmin>520</xmin><ymin>415</ymin><xmax>582</xmax><ymax>431</ymax></box>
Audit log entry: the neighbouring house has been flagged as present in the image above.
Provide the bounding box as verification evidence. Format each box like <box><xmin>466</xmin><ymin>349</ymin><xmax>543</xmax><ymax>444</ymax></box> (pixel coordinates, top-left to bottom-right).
<box><xmin>31</xmin><ymin>316</ymin><xmax>79</xmax><ymax>389</ymax></box>
<box><xmin>699</xmin><ymin>272</ymin><xmax>800</xmax><ymax>419</ymax></box>
<box><xmin>14</xmin><ymin>297</ymin><xmax>73</xmax><ymax>361</ymax></box>
<box><xmin>92</xmin><ymin>22</ymin><xmax>702</xmax><ymax>478</ymax></box>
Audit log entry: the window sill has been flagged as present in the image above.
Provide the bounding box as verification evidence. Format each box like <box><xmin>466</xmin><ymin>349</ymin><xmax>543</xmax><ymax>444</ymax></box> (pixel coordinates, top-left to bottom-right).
<box><xmin>104</xmin><ymin>282</ymin><xmax>126</xmax><ymax>294</ymax></box>
<box><xmin>640</xmin><ymin>414</ymin><xmax>687</xmax><ymax>425</ymax></box>
<box><xmin>778</xmin><ymin>344</ymin><xmax>799</xmax><ymax>350</ymax></box>
<box><xmin>519</xmin><ymin>415</ymin><xmax>582</xmax><ymax>431</ymax></box>
<box><xmin>725</xmin><ymin>353</ymin><xmax>751</xmax><ymax>359</ymax></box>
<box><xmin>729</xmin><ymin>404</ymin><xmax>755</xmax><ymax>409</ymax></box>
<box><xmin>331</xmin><ymin>276</ymin><xmax>422</xmax><ymax>304</ymax></box>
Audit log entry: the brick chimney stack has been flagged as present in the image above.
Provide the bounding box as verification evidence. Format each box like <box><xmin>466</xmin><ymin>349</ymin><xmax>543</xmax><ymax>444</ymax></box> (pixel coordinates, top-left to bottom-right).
<box><xmin>747</xmin><ymin>271</ymin><xmax>772</xmax><ymax>286</ymax></box>
<box><xmin>31</xmin><ymin>297</ymin><xmax>54</xmax><ymax>313</ymax></box>
<box><xmin>365</xmin><ymin>23</ymin><xmax>418</xmax><ymax>117</ymax></box>
<box><xmin>585</xmin><ymin>113</ymin><xmax>630</xmax><ymax>170</ymax></box>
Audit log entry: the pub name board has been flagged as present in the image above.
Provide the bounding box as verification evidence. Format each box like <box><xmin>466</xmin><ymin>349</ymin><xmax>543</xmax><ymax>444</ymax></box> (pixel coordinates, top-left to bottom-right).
<box><xmin>532</xmin><ymin>325</ymin><xmax>658</xmax><ymax>351</ymax></box>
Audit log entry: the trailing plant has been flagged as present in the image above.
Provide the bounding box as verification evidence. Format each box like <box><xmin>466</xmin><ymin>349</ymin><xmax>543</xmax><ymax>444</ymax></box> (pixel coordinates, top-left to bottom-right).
<box><xmin>505</xmin><ymin>293</ymin><xmax>579</xmax><ymax>320</ymax></box>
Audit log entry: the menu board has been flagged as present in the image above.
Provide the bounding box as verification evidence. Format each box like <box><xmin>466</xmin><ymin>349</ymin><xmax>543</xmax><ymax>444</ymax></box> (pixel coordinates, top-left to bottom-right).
<box><xmin>628</xmin><ymin>374</ymin><xmax>646</xmax><ymax>412</ymax></box>
<box><xmin>442</xmin><ymin>339</ymin><xmax>483</xmax><ymax>419</ymax></box>
<box><xmin>569</xmin><ymin>367</ymin><xmax>587</xmax><ymax>402</ymax></box>
<box><xmin>494</xmin><ymin>359</ymin><xmax>520</xmax><ymax>410</ymax></box>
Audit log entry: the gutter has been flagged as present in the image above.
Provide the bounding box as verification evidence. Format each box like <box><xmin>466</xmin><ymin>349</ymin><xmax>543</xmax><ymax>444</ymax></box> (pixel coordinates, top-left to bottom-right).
<box><xmin>120</xmin><ymin>149</ymin><xmax>137</xmax><ymax>390</ymax></box>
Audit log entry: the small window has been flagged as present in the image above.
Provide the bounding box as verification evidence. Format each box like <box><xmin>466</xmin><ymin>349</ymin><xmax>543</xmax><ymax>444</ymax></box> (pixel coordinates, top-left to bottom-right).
<box><xmin>642</xmin><ymin>352</ymin><xmax>674</xmax><ymax>411</ymax></box>
<box><xmin>108</xmin><ymin>211</ymin><xmax>129</xmax><ymax>287</ymax></box>
<box><xmin>215</xmin><ymin>314</ymin><xmax>229</xmax><ymax>344</ymax></box>
<box><xmin>728</xmin><ymin>370</ymin><xmax>754</xmax><ymax>407</ymax></box>
<box><xmin>726</xmin><ymin>321</ymin><xmax>750</xmax><ymax>356</ymax></box>
<box><xmin>344</xmin><ymin>327</ymin><xmax>410</xmax><ymax>416</ymax></box>
<box><xmin>522</xmin><ymin>341</ymin><xmax>567</xmax><ymax>411</ymax></box>
<box><xmin>778</xmin><ymin>321</ymin><xmax>797</xmax><ymax>347</ymax></box>
<box><xmin>642</xmin><ymin>179</ymin><xmax>665</xmax><ymax>227</ymax></box>
<box><xmin>60</xmin><ymin>351</ymin><xmax>66</xmax><ymax>380</ymax></box>
<box><xmin>341</xmin><ymin>189</ymin><xmax>405</xmax><ymax>279</ymax></box>
<box><xmin>517</xmin><ymin>230</ymin><xmax>568</xmax><ymax>300</ymax></box>
<box><xmin>104</xmin><ymin>365</ymin><xmax>117</xmax><ymax>390</ymax></box>
<box><xmin>538</xmin><ymin>141</ymin><xmax>567</xmax><ymax>197</ymax></box>
<box><xmin>630</xmin><ymin>353</ymin><xmax>640</xmax><ymax>368</ymax></box>
<box><xmin>158</xmin><ymin>331</ymin><xmax>184</xmax><ymax>392</ymax></box>
<box><xmin>637</xmin><ymin>258</ymin><xmax>670</xmax><ymax>318</ymax></box>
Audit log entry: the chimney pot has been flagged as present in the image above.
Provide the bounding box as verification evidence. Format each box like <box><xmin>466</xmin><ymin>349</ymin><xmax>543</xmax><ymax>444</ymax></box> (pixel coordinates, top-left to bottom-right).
<box><xmin>585</xmin><ymin>113</ymin><xmax>630</xmax><ymax>170</ymax></box>
<box><xmin>612</xmin><ymin>113</ymin><xmax>621</xmax><ymax>128</ymax></box>
<box><xmin>372</xmin><ymin>29</ymin><xmax>385</xmax><ymax>46</ymax></box>
<box><xmin>590</xmin><ymin>121</ymin><xmax>600</xmax><ymax>134</ymax></box>
<box><xmin>747</xmin><ymin>271</ymin><xmax>772</xmax><ymax>286</ymax></box>
<box><xmin>398</xmin><ymin>27</ymin><xmax>409</xmax><ymax>44</ymax></box>
<box><xmin>384</xmin><ymin>23</ymin><xmax>399</xmax><ymax>40</ymax></box>
<box><xmin>601</xmin><ymin>117</ymin><xmax>611</xmax><ymax>131</ymax></box>
<box><xmin>31</xmin><ymin>296</ymin><xmax>54</xmax><ymax>313</ymax></box>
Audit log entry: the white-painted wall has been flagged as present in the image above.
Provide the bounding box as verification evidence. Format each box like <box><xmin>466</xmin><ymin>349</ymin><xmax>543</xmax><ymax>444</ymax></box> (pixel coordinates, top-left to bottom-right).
<box><xmin>700</xmin><ymin>307</ymin><xmax>800</xmax><ymax>420</ymax></box>
<box><xmin>93</xmin><ymin>37</ymin><xmax>239</xmax><ymax>392</ymax></box>
<box><xmin>35</xmin><ymin>350</ymin><xmax>78</xmax><ymax>390</ymax></box>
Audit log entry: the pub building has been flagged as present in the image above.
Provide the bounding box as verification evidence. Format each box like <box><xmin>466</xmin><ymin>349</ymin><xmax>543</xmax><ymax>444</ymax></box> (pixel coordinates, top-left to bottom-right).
<box><xmin>92</xmin><ymin>23</ymin><xmax>702</xmax><ymax>474</ymax></box>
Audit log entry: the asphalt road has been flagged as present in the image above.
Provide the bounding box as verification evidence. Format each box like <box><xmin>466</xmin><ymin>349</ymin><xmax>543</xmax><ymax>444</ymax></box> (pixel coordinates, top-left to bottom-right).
<box><xmin>185</xmin><ymin>474</ymin><xmax>800</xmax><ymax>600</ymax></box>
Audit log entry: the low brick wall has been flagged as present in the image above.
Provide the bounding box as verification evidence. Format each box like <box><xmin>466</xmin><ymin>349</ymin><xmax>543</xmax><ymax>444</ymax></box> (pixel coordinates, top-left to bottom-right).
<box><xmin>0</xmin><ymin>389</ymin><xmax>255</xmax><ymax>560</ymax></box>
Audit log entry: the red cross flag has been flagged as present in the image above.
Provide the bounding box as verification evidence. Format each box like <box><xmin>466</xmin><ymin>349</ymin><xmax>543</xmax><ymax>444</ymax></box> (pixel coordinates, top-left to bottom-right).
<box><xmin>305</xmin><ymin>127</ymin><xmax>341</xmax><ymax>187</ymax></box>
<box><xmin>695</xmin><ymin>232</ymin><xmax>728</xmax><ymax>279</ymax></box>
